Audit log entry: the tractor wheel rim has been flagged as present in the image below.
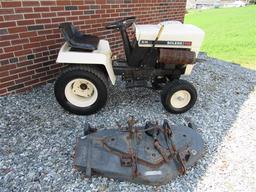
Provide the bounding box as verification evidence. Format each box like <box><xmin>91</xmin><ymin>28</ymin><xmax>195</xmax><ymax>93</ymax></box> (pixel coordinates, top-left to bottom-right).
<box><xmin>170</xmin><ymin>90</ymin><xmax>191</xmax><ymax>109</ymax></box>
<box><xmin>65</xmin><ymin>78</ymin><xmax>98</xmax><ymax>107</ymax></box>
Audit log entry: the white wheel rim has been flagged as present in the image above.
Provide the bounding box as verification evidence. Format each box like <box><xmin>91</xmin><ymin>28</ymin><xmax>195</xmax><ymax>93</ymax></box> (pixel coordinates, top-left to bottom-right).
<box><xmin>170</xmin><ymin>90</ymin><xmax>191</xmax><ymax>109</ymax></box>
<box><xmin>64</xmin><ymin>78</ymin><xmax>98</xmax><ymax>107</ymax></box>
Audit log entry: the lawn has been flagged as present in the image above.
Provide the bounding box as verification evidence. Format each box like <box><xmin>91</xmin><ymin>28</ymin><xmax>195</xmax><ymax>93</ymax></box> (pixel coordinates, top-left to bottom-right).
<box><xmin>185</xmin><ymin>6</ymin><xmax>256</xmax><ymax>69</ymax></box>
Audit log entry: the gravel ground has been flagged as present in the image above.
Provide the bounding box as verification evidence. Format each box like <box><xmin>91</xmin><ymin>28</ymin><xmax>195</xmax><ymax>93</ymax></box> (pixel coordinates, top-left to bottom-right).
<box><xmin>1</xmin><ymin>55</ymin><xmax>256</xmax><ymax>192</ymax></box>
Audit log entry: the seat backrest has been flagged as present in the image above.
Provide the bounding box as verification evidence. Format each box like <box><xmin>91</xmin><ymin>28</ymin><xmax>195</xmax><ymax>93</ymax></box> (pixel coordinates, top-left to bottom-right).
<box><xmin>59</xmin><ymin>22</ymin><xmax>99</xmax><ymax>51</ymax></box>
<box><xmin>59</xmin><ymin>23</ymin><xmax>77</xmax><ymax>44</ymax></box>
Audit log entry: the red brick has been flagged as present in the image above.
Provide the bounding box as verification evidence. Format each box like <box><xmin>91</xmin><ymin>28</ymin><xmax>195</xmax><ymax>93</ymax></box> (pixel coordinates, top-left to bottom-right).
<box><xmin>10</xmin><ymin>67</ymin><xmax>27</xmax><ymax>75</ymax></box>
<box><xmin>27</xmin><ymin>63</ymin><xmax>42</xmax><ymax>70</ymax></box>
<box><xmin>71</xmin><ymin>11</ymin><xmax>84</xmax><ymax>16</ymax></box>
<box><xmin>4</xmin><ymin>14</ymin><xmax>23</xmax><ymax>21</ymax></box>
<box><xmin>17</xmin><ymin>20</ymin><xmax>35</xmax><ymax>26</ymax></box>
<box><xmin>0</xmin><ymin>70</ymin><xmax>9</xmax><ymax>78</ymax></box>
<box><xmin>8</xmin><ymin>27</ymin><xmax>27</xmax><ymax>34</ymax></box>
<box><xmin>57</xmin><ymin>1</ymin><xmax>72</xmax><ymax>5</ymax></box>
<box><xmin>44</xmin><ymin>23</ymin><xmax>59</xmax><ymax>29</ymax></box>
<box><xmin>33</xmin><ymin>46</ymin><xmax>48</xmax><ymax>53</ymax></box>
<box><xmin>51</xmin><ymin>17</ymin><xmax>65</xmax><ymax>23</ymax></box>
<box><xmin>24</xmin><ymin>13</ymin><xmax>41</xmax><ymax>19</ymax></box>
<box><xmin>0</xmin><ymin>81</ymin><xmax>15</xmax><ymax>89</ymax></box>
<box><xmin>19</xmin><ymin>31</ymin><xmax>37</xmax><ymax>38</ymax></box>
<box><xmin>40</xmin><ymin>1</ymin><xmax>56</xmax><ymax>6</ymax></box>
<box><xmin>42</xmin><ymin>12</ymin><xmax>56</xmax><ymax>18</ymax></box>
<box><xmin>24</xmin><ymin>79</ymin><xmax>40</xmax><ymax>86</ymax></box>
<box><xmin>15</xmin><ymin>86</ymin><xmax>32</xmax><ymax>94</ymax></box>
<box><xmin>1</xmin><ymin>2</ymin><xmax>21</xmax><ymax>8</ymax></box>
<box><xmin>32</xmin><ymin>72</ymin><xmax>46</xmax><ymax>79</ymax></box>
<box><xmin>35</xmin><ymin>18</ymin><xmax>51</xmax><ymax>24</ymax></box>
<box><xmin>34</xmin><ymin>7</ymin><xmax>50</xmax><ymax>12</ymax></box>
<box><xmin>66</xmin><ymin>16</ymin><xmax>79</xmax><ymax>21</ymax></box>
<box><xmin>0</xmin><ymin>21</ymin><xmax>16</xmax><ymax>28</ymax></box>
<box><xmin>12</xmin><ymin>38</ymin><xmax>29</xmax><ymax>45</ymax></box>
<box><xmin>37</xmin><ymin>29</ymin><xmax>52</xmax><ymax>35</ymax></box>
<box><xmin>72</xmin><ymin>1</ymin><xmax>85</xmax><ymax>5</ymax></box>
<box><xmin>1</xmin><ymin>52</ymin><xmax>14</xmax><ymax>60</ymax></box>
<box><xmin>15</xmin><ymin>76</ymin><xmax>31</xmax><ymax>84</ymax></box>
<box><xmin>34</xmin><ymin>56</ymin><xmax>49</xmax><ymax>63</ymax></box>
<box><xmin>4</xmin><ymin>45</ymin><xmax>23</xmax><ymax>52</ymax></box>
<box><xmin>22</xmin><ymin>1</ymin><xmax>40</xmax><ymax>7</ymax></box>
<box><xmin>0</xmin><ymin>74</ymin><xmax>18</xmax><ymax>83</ymax></box>
<box><xmin>0</xmin><ymin>34</ymin><xmax>19</xmax><ymax>41</ymax></box>
<box><xmin>0</xmin><ymin>41</ymin><xmax>11</xmax><ymax>47</ymax></box>
<box><xmin>0</xmin><ymin>9</ymin><xmax>14</xmax><ymax>15</ymax></box>
<box><xmin>50</xmin><ymin>7</ymin><xmax>64</xmax><ymax>12</ymax></box>
<box><xmin>15</xmin><ymin>7</ymin><xmax>33</xmax><ymax>13</ymax></box>
<box><xmin>35</xmin><ymin>53</ymin><xmax>43</xmax><ymax>58</ymax></box>
<box><xmin>46</xmin><ymin>34</ymin><xmax>60</xmax><ymax>40</ymax></box>
<box><xmin>30</xmin><ymin>36</ymin><xmax>47</xmax><ymax>42</ymax></box>
<box><xmin>14</xmin><ymin>49</ymin><xmax>32</xmax><ymax>57</ymax></box>
<box><xmin>57</xmin><ymin>11</ymin><xmax>71</xmax><ymax>17</ymax></box>
<box><xmin>23</xmin><ymin>42</ymin><xmax>41</xmax><ymax>49</ymax></box>
<box><xmin>36</xmin><ymin>66</ymin><xmax>49</xmax><ymax>73</ymax></box>
<box><xmin>19</xmin><ymin>70</ymin><xmax>35</xmax><ymax>78</ymax></box>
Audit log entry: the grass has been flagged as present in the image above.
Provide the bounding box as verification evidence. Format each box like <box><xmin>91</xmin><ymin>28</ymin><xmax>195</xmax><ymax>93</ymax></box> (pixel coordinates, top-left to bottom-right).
<box><xmin>185</xmin><ymin>6</ymin><xmax>256</xmax><ymax>69</ymax></box>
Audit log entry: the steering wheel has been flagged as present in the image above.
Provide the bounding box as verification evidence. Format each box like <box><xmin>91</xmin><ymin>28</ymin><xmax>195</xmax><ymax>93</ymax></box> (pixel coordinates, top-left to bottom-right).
<box><xmin>106</xmin><ymin>17</ymin><xmax>136</xmax><ymax>29</ymax></box>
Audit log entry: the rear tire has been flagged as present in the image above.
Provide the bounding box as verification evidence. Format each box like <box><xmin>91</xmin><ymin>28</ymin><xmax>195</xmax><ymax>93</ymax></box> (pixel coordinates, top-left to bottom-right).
<box><xmin>54</xmin><ymin>66</ymin><xmax>108</xmax><ymax>115</ymax></box>
<box><xmin>160</xmin><ymin>79</ymin><xmax>197</xmax><ymax>114</ymax></box>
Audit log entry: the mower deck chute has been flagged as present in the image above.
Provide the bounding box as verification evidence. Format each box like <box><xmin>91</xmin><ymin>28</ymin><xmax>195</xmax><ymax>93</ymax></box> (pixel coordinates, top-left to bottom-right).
<box><xmin>74</xmin><ymin>118</ymin><xmax>204</xmax><ymax>185</ymax></box>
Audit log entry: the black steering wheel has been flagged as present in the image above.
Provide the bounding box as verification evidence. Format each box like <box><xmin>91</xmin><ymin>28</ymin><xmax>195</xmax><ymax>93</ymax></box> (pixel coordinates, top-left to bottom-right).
<box><xmin>106</xmin><ymin>17</ymin><xmax>136</xmax><ymax>29</ymax></box>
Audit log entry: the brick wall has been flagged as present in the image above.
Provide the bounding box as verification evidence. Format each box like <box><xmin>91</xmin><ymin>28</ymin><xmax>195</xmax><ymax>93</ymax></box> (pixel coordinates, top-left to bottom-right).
<box><xmin>0</xmin><ymin>0</ymin><xmax>187</xmax><ymax>96</ymax></box>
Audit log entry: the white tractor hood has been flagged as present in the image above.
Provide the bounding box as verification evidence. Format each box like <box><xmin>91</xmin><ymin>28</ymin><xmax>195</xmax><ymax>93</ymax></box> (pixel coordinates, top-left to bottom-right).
<box><xmin>135</xmin><ymin>23</ymin><xmax>205</xmax><ymax>55</ymax></box>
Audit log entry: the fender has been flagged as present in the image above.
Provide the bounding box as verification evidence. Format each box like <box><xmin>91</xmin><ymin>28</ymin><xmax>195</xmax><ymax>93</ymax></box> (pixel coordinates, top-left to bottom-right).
<box><xmin>56</xmin><ymin>40</ymin><xmax>116</xmax><ymax>85</ymax></box>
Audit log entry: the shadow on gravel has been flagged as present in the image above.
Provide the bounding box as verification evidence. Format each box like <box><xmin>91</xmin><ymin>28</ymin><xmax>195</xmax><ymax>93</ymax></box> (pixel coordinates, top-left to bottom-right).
<box><xmin>0</xmin><ymin>55</ymin><xmax>255</xmax><ymax>192</ymax></box>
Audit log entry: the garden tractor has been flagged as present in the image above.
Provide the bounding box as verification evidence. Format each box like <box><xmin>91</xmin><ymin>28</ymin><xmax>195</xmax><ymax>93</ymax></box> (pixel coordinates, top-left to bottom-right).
<box><xmin>55</xmin><ymin>17</ymin><xmax>205</xmax><ymax>115</ymax></box>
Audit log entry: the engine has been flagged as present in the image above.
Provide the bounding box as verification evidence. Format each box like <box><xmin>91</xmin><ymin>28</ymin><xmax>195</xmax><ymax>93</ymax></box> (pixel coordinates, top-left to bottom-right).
<box><xmin>134</xmin><ymin>22</ymin><xmax>205</xmax><ymax>74</ymax></box>
<box><xmin>135</xmin><ymin>23</ymin><xmax>205</xmax><ymax>57</ymax></box>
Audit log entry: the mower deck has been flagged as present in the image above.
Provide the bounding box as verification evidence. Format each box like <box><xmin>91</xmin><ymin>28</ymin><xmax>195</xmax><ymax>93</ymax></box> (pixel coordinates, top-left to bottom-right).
<box><xmin>74</xmin><ymin>119</ymin><xmax>204</xmax><ymax>185</ymax></box>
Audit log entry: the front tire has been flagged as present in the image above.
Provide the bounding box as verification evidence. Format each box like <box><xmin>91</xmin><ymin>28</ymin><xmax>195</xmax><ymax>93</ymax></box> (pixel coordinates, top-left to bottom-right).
<box><xmin>54</xmin><ymin>66</ymin><xmax>108</xmax><ymax>115</ymax></box>
<box><xmin>160</xmin><ymin>79</ymin><xmax>197</xmax><ymax>114</ymax></box>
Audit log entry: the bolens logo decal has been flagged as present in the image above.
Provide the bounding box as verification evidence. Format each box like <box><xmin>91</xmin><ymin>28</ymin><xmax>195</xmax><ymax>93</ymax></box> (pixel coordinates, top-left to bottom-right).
<box><xmin>140</xmin><ymin>40</ymin><xmax>192</xmax><ymax>46</ymax></box>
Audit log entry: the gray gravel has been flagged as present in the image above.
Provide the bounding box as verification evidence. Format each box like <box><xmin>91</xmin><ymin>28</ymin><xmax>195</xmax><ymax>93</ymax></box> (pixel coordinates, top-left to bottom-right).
<box><xmin>1</xmin><ymin>54</ymin><xmax>256</xmax><ymax>192</ymax></box>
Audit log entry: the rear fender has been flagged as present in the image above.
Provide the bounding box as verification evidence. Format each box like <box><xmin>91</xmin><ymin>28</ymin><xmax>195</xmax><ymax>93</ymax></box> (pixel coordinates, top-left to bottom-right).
<box><xmin>56</xmin><ymin>41</ymin><xmax>116</xmax><ymax>85</ymax></box>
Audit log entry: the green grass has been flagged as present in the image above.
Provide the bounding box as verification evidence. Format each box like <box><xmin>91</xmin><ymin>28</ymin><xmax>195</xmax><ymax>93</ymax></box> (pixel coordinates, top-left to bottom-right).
<box><xmin>185</xmin><ymin>6</ymin><xmax>256</xmax><ymax>69</ymax></box>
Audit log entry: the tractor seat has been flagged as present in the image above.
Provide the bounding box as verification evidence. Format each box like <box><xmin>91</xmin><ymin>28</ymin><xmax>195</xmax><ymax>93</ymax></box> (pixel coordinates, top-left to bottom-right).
<box><xmin>59</xmin><ymin>22</ymin><xmax>99</xmax><ymax>51</ymax></box>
